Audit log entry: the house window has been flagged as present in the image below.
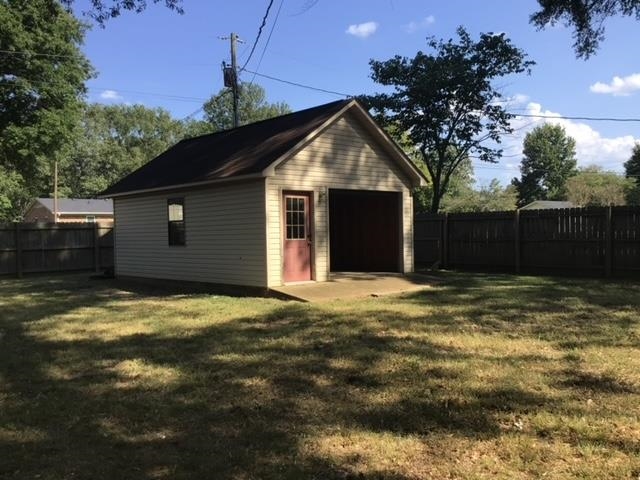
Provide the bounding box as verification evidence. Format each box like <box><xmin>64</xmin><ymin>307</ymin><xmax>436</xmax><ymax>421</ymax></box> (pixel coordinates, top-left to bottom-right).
<box><xmin>85</xmin><ymin>215</ymin><xmax>96</xmax><ymax>223</ymax></box>
<box><xmin>168</xmin><ymin>198</ymin><xmax>185</xmax><ymax>246</ymax></box>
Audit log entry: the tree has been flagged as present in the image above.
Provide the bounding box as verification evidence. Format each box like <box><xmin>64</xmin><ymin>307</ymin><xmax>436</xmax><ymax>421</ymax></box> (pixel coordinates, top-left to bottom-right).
<box><xmin>624</xmin><ymin>143</ymin><xmax>640</xmax><ymax>184</ymax></box>
<box><xmin>512</xmin><ymin>124</ymin><xmax>577</xmax><ymax>206</ymax></box>
<box><xmin>443</xmin><ymin>179</ymin><xmax>518</xmax><ymax>213</ymax></box>
<box><xmin>565</xmin><ymin>166</ymin><xmax>632</xmax><ymax>206</ymax></box>
<box><xmin>60</xmin><ymin>0</ymin><xmax>183</xmax><ymax>25</ymax></box>
<box><xmin>624</xmin><ymin>143</ymin><xmax>640</xmax><ymax>205</ymax></box>
<box><xmin>0</xmin><ymin>0</ymin><xmax>93</xmax><ymax>219</ymax></box>
<box><xmin>531</xmin><ymin>0</ymin><xmax>640</xmax><ymax>59</ymax></box>
<box><xmin>0</xmin><ymin>166</ymin><xmax>30</xmax><ymax>222</ymax></box>
<box><xmin>63</xmin><ymin>104</ymin><xmax>188</xmax><ymax>197</ymax></box>
<box><xmin>363</xmin><ymin>27</ymin><xmax>534</xmax><ymax>213</ymax></box>
<box><xmin>414</xmin><ymin>156</ymin><xmax>517</xmax><ymax>213</ymax></box>
<box><xmin>203</xmin><ymin>83</ymin><xmax>291</xmax><ymax>132</ymax></box>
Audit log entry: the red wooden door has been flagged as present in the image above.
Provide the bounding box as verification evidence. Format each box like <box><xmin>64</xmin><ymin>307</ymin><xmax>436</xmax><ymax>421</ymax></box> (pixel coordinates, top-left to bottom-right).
<box><xmin>283</xmin><ymin>193</ymin><xmax>312</xmax><ymax>282</ymax></box>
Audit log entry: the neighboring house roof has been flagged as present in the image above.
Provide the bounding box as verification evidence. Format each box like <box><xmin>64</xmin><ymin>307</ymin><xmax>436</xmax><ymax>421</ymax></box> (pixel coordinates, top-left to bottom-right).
<box><xmin>520</xmin><ymin>200</ymin><xmax>575</xmax><ymax>210</ymax></box>
<box><xmin>100</xmin><ymin>99</ymin><xmax>427</xmax><ymax>198</ymax></box>
<box><xmin>34</xmin><ymin>198</ymin><xmax>114</xmax><ymax>215</ymax></box>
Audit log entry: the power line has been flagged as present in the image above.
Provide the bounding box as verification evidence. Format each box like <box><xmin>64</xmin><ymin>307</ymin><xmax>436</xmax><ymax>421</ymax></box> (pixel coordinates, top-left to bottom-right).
<box><xmin>240</xmin><ymin>0</ymin><xmax>275</xmax><ymax>72</ymax></box>
<box><xmin>248</xmin><ymin>0</ymin><xmax>285</xmax><ymax>86</ymax></box>
<box><xmin>242</xmin><ymin>69</ymin><xmax>352</xmax><ymax>97</ymax></box>
<box><xmin>4</xmin><ymin>47</ymin><xmax>640</xmax><ymax>121</ymax></box>
<box><xmin>510</xmin><ymin>113</ymin><xmax>640</xmax><ymax>123</ymax></box>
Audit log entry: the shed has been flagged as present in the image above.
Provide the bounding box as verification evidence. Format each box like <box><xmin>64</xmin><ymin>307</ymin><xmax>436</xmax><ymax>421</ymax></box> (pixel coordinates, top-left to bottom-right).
<box><xmin>24</xmin><ymin>198</ymin><xmax>114</xmax><ymax>224</ymax></box>
<box><xmin>100</xmin><ymin>99</ymin><xmax>427</xmax><ymax>288</ymax></box>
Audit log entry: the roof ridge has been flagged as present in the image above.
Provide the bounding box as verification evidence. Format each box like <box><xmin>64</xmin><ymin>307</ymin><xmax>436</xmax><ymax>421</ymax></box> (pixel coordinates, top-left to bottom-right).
<box><xmin>180</xmin><ymin>98</ymin><xmax>352</xmax><ymax>143</ymax></box>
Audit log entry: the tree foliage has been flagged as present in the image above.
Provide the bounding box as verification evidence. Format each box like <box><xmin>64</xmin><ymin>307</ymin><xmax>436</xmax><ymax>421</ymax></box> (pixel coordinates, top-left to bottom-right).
<box><xmin>63</xmin><ymin>104</ymin><xmax>189</xmax><ymax>198</ymax></box>
<box><xmin>565</xmin><ymin>166</ymin><xmax>632</xmax><ymax>206</ymax></box>
<box><xmin>512</xmin><ymin>124</ymin><xmax>577</xmax><ymax>207</ymax></box>
<box><xmin>624</xmin><ymin>143</ymin><xmax>640</xmax><ymax>204</ymax></box>
<box><xmin>414</xmin><ymin>157</ymin><xmax>517</xmax><ymax>213</ymax></box>
<box><xmin>442</xmin><ymin>179</ymin><xmax>518</xmax><ymax>213</ymax></box>
<box><xmin>531</xmin><ymin>0</ymin><xmax>640</xmax><ymax>59</ymax></box>
<box><xmin>60</xmin><ymin>0</ymin><xmax>183</xmax><ymax>25</ymax></box>
<box><xmin>0</xmin><ymin>0</ymin><xmax>93</xmax><ymax>220</ymax></box>
<box><xmin>363</xmin><ymin>27</ymin><xmax>534</xmax><ymax>213</ymax></box>
<box><xmin>624</xmin><ymin>143</ymin><xmax>640</xmax><ymax>183</ymax></box>
<box><xmin>203</xmin><ymin>83</ymin><xmax>291</xmax><ymax>132</ymax></box>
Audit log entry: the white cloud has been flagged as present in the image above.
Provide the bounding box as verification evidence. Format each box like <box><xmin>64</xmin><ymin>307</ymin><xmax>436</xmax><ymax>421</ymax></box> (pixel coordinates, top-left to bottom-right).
<box><xmin>403</xmin><ymin>15</ymin><xmax>435</xmax><ymax>34</ymax></box>
<box><xmin>590</xmin><ymin>73</ymin><xmax>640</xmax><ymax>96</ymax></box>
<box><xmin>100</xmin><ymin>89</ymin><xmax>123</xmax><ymax>101</ymax></box>
<box><xmin>506</xmin><ymin>102</ymin><xmax>637</xmax><ymax>171</ymax></box>
<box><xmin>345</xmin><ymin>21</ymin><xmax>379</xmax><ymax>38</ymax></box>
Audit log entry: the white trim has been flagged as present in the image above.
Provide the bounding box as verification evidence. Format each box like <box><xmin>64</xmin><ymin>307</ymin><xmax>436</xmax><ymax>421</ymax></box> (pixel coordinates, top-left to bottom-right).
<box><xmin>98</xmin><ymin>173</ymin><xmax>265</xmax><ymax>199</ymax></box>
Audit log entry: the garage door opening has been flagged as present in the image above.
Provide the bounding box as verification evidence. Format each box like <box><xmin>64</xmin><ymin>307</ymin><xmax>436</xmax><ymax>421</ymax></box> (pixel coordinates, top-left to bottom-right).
<box><xmin>329</xmin><ymin>189</ymin><xmax>401</xmax><ymax>272</ymax></box>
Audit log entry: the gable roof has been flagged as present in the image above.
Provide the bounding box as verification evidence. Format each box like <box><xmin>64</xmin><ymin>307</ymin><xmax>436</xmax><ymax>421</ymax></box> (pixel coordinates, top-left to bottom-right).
<box><xmin>520</xmin><ymin>200</ymin><xmax>575</xmax><ymax>210</ymax></box>
<box><xmin>100</xmin><ymin>99</ymin><xmax>426</xmax><ymax>198</ymax></box>
<box><xmin>34</xmin><ymin>198</ymin><xmax>113</xmax><ymax>215</ymax></box>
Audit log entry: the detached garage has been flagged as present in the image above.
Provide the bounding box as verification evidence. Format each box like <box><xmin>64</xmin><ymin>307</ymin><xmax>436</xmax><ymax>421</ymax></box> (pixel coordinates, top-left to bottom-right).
<box><xmin>100</xmin><ymin>99</ymin><xmax>426</xmax><ymax>288</ymax></box>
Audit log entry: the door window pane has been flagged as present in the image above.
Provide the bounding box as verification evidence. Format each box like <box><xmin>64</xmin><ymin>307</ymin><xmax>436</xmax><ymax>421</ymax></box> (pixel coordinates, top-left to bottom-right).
<box><xmin>285</xmin><ymin>196</ymin><xmax>306</xmax><ymax>240</ymax></box>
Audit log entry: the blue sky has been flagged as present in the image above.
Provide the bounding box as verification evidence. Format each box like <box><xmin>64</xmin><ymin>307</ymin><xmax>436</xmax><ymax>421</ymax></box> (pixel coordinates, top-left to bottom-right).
<box><xmin>77</xmin><ymin>0</ymin><xmax>640</xmax><ymax>185</ymax></box>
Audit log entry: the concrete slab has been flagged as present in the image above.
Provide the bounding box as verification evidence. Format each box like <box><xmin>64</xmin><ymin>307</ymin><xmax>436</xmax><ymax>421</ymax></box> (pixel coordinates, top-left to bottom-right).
<box><xmin>269</xmin><ymin>272</ymin><xmax>435</xmax><ymax>302</ymax></box>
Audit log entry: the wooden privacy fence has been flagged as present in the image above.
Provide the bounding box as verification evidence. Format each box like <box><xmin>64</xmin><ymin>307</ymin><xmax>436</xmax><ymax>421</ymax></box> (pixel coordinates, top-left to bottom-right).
<box><xmin>0</xmin><ymin>223</ymin><xmax>114</xmax><ymax>277</ymax></box>
<box><xmin>414</xmin><ymin>206</ymin><xmax>640</xmax><ymax>277</ymax></box>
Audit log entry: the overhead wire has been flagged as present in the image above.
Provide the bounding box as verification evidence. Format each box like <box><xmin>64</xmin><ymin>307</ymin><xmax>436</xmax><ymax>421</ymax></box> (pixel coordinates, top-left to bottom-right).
<box><xmin>247</xmin><ymin>0</ymin><xmax>285</xmax><ymax>86</ymax></box>
<box><xmin>3</xmin><ymin>48</ymin><xmax>640</xmax><ymax>122</ymax></box>
<box><xmin>242</xmin><ymin>69</ymin><xmax>352</xmax><ymax>97</ymax></box>
<box><xmin>240</xmin><ymin>0</ymin><xmax>275</xmax><ymax>72</ymax></box>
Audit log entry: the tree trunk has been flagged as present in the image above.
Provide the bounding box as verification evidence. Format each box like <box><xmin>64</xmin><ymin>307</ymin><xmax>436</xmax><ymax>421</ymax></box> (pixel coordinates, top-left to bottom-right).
<box><xmin>430</xmin><ymin>184</ymin><xmax>442</xmax><ymax>213</ymax></box>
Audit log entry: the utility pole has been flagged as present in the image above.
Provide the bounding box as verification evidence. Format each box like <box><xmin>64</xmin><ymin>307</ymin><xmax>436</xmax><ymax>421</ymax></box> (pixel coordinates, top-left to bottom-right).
<box><xmin>220</xmin><ymin>33</ymin><xmax>243</xmax><ymax>128</ymax></box>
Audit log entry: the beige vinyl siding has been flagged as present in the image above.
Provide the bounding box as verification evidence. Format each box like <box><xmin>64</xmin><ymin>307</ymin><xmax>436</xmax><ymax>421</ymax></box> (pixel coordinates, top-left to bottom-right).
<box><xmin>266</xmin><ymin>111</ymin><xmax>414</xmax><ymax>287</ymax></box>
<box><xmin>114</xmin><ymin>180</ymin><xmax>267</xmax><ymax>287</ymax></box>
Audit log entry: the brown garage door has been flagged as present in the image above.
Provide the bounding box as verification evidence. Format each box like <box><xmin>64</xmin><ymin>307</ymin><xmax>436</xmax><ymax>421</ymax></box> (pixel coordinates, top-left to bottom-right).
<box><xmin>329</xmin><ymin>189</ymin><xmax>401</xmax><ymax>272</ymax></box>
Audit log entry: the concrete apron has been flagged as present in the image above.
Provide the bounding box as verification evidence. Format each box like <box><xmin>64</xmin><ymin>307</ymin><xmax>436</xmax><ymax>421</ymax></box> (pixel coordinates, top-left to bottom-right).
<box><xmin>270</xmin><ymin>272</ymin><xmax>434</xmax><ymax>302</ymax></box>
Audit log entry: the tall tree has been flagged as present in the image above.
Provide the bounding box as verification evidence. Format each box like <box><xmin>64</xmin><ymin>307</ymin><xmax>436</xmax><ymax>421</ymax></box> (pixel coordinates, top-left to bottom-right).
<box><xmin>531</xmin><ymin>0</ymin><xmax>640</xmax><ymax>59</ymax></box>
<box><xmin>565</xmin><ymin>166</ymin><xmax>632</xmax><ymax>206</ymax></box>
<box><xmin>63</xmin><ymin>104</ymin><xmax>188</xmax><ymax>197</ymax></box>
<box><xmin>363</xmin><ymin>27</ymin><xmax>534</xmax><ymax>213</ymax></box>
<box><xmin>203</xmin><ymin>83</ymin><xmax>291</xmax><ymax>132</ymax></box>
<box><xmin>624</xmin><ymin>143</ymin><xmax>640</xmax><ymax>205</ymax></box>
<box><xmin>512</xmin><ymin>124</ymin><xmax>577</xmax><ymax>206</ymax></box>
<box><xmin>624</xmin><ymin>143</ymin><xmax>640</xmax><ymax>184</ymax></box>
<box><xmin>0</xmin><ymin>0</ymin><xmax>93</xmax><ymax>220</ymax></box>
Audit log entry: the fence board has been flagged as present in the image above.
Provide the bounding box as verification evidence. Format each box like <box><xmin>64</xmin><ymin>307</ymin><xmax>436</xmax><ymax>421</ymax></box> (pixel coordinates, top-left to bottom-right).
<box><xmin>415</xmin><ymin>206</ymin><xmax>640</xmax><ymax>277</ymax></box>
<box><xmin>0</xmin><ymin>222</ymin><xmax>114</xmax><ymax>277</ymax></box>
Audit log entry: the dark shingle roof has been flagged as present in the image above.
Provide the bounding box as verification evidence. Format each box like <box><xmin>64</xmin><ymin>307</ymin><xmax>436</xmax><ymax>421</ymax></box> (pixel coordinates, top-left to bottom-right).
<box><xmin>37</xmin><ymin>198</ymin><xmax>113</xmax><ymax>214</ymax></box>
<box><xmin>101</xmin><ymin>99</ymin><xmax>352</xmax><ymax>196</ymax></box>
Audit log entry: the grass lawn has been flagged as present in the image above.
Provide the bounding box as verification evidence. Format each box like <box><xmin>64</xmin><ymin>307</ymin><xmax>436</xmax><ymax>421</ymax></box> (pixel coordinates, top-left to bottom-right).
<box><xmin>1</xmin><ymin>272</ymin><xmax>639</xmax><ymax>479</ymax></box>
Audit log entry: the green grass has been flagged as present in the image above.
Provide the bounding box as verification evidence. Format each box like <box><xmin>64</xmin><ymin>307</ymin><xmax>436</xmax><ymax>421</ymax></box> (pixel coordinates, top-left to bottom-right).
<box><xmin>1</xmin><ymin>272</ymin><xmax>639</xmax><ymax>479</ymax></box>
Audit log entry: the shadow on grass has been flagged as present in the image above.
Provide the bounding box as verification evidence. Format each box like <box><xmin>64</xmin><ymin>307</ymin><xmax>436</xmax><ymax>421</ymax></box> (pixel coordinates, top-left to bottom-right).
<box><xmin>0</xmin><ymin>285</ymin><xmax>545</xmax><ymax>479</ymax></box>
<box><xmin>1</xmin><ymin>273</ymin><xmax>638</xmax><ymax>479</ymax></box>
<box><xmin>402</xmin><ymin>271</ymin><xmax>640</xmax><ymax>349</ymax></box>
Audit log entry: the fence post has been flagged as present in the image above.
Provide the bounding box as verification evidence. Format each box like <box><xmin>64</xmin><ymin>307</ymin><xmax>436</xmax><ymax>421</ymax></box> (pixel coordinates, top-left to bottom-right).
<box><xmin>15</xmin><ymin>222</ymin><xmax>22</xmax><ymax>278</ymax></box>
<box><xmin>514</xmin><ymin>209</ymin><xmax>521</xmax><ymax>274</ymax></box>
<box><xmin>442</xmin><ymin>213</ymin><xmax>449</xmax><ymax>269</ymax></box>
<box><xmin>93</xmin><ymin>223</ymin><xmax>100</xmax><ymax>273</ymax></box>
<box><xmin>605</xmin><ymin>206</ymin><xmax>613</xmax><ymax>277</ymax></box>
